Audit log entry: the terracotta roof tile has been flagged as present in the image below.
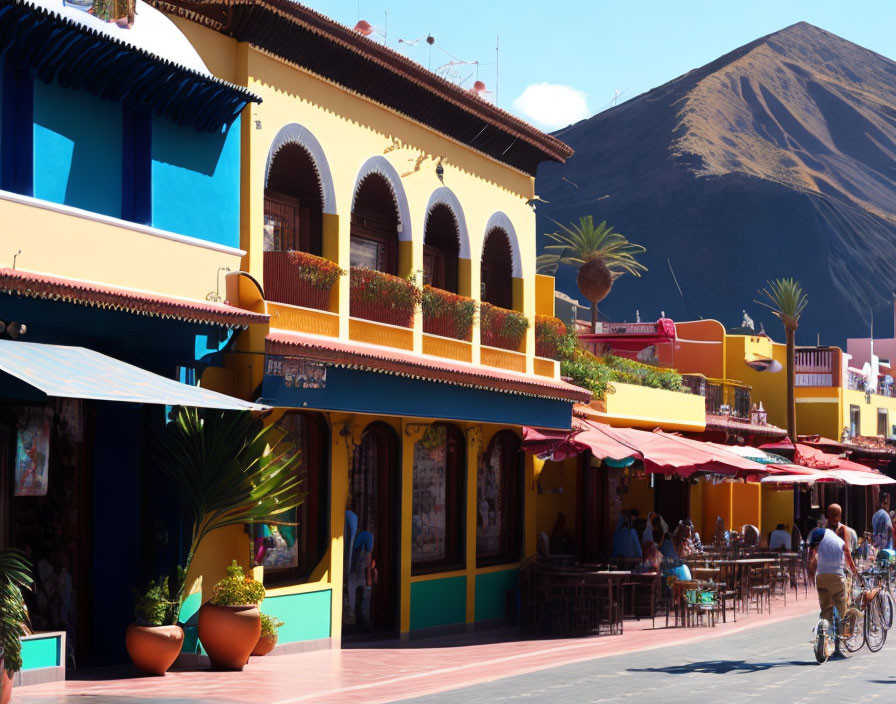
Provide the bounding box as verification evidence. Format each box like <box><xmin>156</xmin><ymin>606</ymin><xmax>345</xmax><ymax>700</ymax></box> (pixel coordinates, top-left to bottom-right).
<box><xmin>0</xmin><ymin>268</ymin><xmax>268</xmax><ymax>328</ymax></box>
<box><xmin>265</xmin><ymin>330</ymin><xmax>591</xmax><ymax>403</ymax></box>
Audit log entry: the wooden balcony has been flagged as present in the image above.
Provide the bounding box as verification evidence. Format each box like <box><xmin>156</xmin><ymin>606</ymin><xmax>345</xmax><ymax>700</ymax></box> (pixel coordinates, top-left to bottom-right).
<box><xmin>795</xmin><ymin>347</ymin><xmax>839</xmax><ymax>387</ymax></box>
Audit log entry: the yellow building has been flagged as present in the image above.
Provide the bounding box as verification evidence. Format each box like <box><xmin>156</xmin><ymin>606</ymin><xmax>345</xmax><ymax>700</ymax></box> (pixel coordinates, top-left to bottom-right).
<box><xmin>151</xmin><ymin>0</ymin><xmax>590</xmax><ymax>647</ymax></box>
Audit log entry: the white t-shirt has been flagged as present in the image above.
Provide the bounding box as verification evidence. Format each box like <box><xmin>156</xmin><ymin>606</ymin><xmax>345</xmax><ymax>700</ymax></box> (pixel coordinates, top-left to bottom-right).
<box><xmin>769</xmin><ymin>529</ymin><xmax>791</xmax><ymax>551</ymax></box>
<box><xmin>815</xmin><ymin>528</ymin><xmax>846</xmax><ymax>575</ymax></box>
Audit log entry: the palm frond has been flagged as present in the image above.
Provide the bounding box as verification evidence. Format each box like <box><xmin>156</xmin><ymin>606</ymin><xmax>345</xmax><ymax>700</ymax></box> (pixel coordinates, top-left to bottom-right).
<box><xmin>755</xmin><ymin>278</ymin><xmax>808</xmax><ymax>329</ymax></box>
<box><xmin>544</xmin><ymin>216</ymin><xmax>647</xmax><ymax>276</ymax></box>
<box><xmin>155</xmin><ymin>409</ymin><xmax>307</xmax><ymax>603</ymax></box>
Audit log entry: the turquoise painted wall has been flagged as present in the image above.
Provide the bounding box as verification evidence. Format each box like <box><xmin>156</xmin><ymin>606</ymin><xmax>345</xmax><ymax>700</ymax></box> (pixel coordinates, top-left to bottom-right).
<box><xmin>474</xmin><ymin>569</ymin><xmax>518</xmax><ymax>622</ymax></box>
<box><xmin>410</xmin><ymin>576</ymin><xmax>466</xmax><ymax>630</ymax></box>
<box><xmin>261</xmin><ymin>589</ymin><xmax>332</xmax><ymax>643</ymax></box>
<box><xmin>21</xmin><ymin>635</ymin><xmax>62</xmax><ymax>671</ymax></box>
<box><xmin>33</xmin><ymin>80</ymin><xmax>122</xmax><ymax>217</ymax></box>
<box><xmin>151</xmin><ymin>116</ymin><xmax>240</xmax><ymax>248</ymax></box>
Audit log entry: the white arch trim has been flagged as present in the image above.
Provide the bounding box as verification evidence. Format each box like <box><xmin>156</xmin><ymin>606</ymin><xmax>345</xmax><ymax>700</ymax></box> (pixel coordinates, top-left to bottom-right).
<box><xmin>352</xmin><ymin>156</ymin><xmax>412</xmax><ymax>241</ymax></box>
<box><xmin>424</xmin><ymin>187</ymin><xmax>470</xmax><ymax>259</ymax></box>
<box><xmin>483</xmin><ymin>211</ymin><xmax>523</xmax><ymax>278</ymax></box>
<box><xmin>265</xmin><ymin>123</ymin><xmax>337</xmax><ymax>215</ymax></box>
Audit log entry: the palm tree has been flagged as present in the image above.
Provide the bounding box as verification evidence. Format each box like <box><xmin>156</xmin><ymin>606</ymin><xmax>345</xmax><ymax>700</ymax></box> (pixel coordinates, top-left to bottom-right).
<box><xmin>537</xmin><ymin>216</ymin><xmax>646</xmax><ymax>332</ymax></box>
<box><xmin>756</xmin><ymin>278</ymin><xmax>808</xmax><ymax>442</ymax></box>
<box><xmin>0</xmin><ymin>549</ymin><xmax>32</xmax><ymax>689</ymax></box>
<box><xmin>156</xmin><ymin>408</ymin><xmax>305</xmax><ymax>605</ymax></box>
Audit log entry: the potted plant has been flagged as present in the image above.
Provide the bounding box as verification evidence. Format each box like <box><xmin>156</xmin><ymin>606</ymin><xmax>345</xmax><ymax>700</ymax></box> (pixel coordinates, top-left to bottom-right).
<box><xmin>480</xmin><ymin>302</ymin><xmax>529</xmax><ymax>351</ymax></box>
<box><xmin>349</xmin><ymin>267</ymin><xmax>421</xmax><ymax>327</ymax></box>
<box><xmin>0</xmin><ymin>550</ymin><xmax>32</xmax><ymax>704</ymax></box>
<box><xmin>421</xmin><ymin>286</ymin><xmax>476</xmax><ymax>341</ymax></box>
<box><xmin>534</xmin><ymin>315</ymin><xmax>567</xmax><ymax>359</ymax></box>
<box><xmin>125</xmin><ymin>568</ymin><xmax>185</xmax><ymax>676</ymax></box>
<box><xmin>198</xmin><ymin>561</ymin><xmax>265</xmax><ymax>670</ymax></box>
<box><xmin>155</xmin><ymin>409</ymin><xmax>304</xmax><ymax>669</ymax></box>
<box><xmin>252</xmin><ymin>614</ymin><xmax>284</xmax><ymax>656</ymax></box>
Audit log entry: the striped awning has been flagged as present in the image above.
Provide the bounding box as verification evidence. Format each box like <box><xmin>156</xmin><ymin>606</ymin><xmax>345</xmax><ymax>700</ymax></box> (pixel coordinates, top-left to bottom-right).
<box><xmin>0</xmin><ymin>339</ymin><xmax>266</xmax><ymax>410</ymax></box>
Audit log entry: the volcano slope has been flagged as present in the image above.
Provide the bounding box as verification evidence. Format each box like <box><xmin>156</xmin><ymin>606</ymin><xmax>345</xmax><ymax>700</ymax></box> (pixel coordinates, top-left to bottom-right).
<box><xmin>536</xmin><ymin>22</ymin><xmax>896</xmax><ymax>343</ymax></box>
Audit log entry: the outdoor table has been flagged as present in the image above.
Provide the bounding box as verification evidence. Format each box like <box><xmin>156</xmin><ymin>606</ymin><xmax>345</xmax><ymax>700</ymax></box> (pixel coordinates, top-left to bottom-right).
<box><xmin>691</xmin><ymin>567</ymin><xmax>721</xmax><ymax>580</ymax></box>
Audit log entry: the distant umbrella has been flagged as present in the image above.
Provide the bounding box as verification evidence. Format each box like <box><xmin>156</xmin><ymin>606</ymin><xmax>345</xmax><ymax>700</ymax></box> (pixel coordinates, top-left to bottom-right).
<box><xmin>353</xmin><ymin>20</ymin><xmax>373</xmax><ymax>36</ymax></box>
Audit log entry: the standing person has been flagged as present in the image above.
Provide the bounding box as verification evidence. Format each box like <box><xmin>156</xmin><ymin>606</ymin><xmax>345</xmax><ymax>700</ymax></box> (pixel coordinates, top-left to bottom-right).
<box><xmin>872</xmin><ymin>493</ymin><xmax>893</xmax><ymax>549</ymax></box>
<box><xmin>809</xmin><ymin>504</ymin><xmax>859</xmax><ymax>637</ymax></box>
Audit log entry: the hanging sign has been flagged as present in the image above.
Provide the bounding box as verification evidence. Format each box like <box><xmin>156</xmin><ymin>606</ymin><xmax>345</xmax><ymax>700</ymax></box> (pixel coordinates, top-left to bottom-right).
<box><xmin>265</xmin><ymin>356</ymin><xmax>327</xmax><ymax>390</ymax></box>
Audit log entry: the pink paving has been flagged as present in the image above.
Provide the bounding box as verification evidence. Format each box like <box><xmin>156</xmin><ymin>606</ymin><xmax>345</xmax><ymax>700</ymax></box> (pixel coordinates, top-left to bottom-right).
<box><xmin>15</xmin><ymin>595</ymin><xmax>817</xmax><ymax>704</ymax></box>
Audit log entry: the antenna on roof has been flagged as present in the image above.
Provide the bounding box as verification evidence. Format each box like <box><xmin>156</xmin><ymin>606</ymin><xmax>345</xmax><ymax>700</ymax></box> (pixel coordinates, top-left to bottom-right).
<box><xmin>495</xmin><ymin>36</ymin><xmax>500</xmax><ymax>107</ymax></box>
<box><xmin>384</xmin><ymin>10</ymin><xmax>388</xmax><ymax>46</ymax></box>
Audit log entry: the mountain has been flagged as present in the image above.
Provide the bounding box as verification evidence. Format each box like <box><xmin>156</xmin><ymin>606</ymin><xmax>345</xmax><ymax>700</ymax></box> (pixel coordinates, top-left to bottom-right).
<box><xmin>536</xmin><ymin>22</ymin><xmax>896</xmax><ymax>345</ymax></box>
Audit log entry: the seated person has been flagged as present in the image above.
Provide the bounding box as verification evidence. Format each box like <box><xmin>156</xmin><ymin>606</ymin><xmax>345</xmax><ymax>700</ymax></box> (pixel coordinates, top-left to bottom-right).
<box><xmin>769</xmin><ymin>523</ymin><xmax>792</xmax><ymax>551</ymax></box>
<box><xmin>741</xmin><ymin>524</ymin><xmax>760</xmax><ymax>547</ymax></box>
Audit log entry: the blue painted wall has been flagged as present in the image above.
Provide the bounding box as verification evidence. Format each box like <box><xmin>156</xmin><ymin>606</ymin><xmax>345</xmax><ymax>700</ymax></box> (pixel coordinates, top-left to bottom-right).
<box><xmin>33</xmin><ymin>80</ymin><xmax>122</xmax><ymax>217</ymax></box>
<box><xmin>261</xmin><ymin>590</ymin><xmax>332</xmax><ymax>643</ymax></box>
<box><xmin>263</xmin><ymin>364</ymin><xmax>576</xmax><ymax>429</ymax></box>
<box><xmin>151</xmin><ymin>116</ymin><xmax>240</xmax><ymax>248</ymax></box>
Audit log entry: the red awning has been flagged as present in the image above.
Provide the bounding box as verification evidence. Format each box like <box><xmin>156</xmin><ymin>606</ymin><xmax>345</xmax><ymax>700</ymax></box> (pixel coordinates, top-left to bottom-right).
<box><xmin>527</xmin><ymin>419</ymin><xmax>770</xmax><ymax>479</ymax></box>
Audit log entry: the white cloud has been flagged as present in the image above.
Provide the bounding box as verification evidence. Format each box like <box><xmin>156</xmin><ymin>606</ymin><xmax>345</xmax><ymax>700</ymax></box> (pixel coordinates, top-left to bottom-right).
<box><xmin>512</xmin><ymin>83</ymin><xmax>590</xmax><ymax>130</ymax></box>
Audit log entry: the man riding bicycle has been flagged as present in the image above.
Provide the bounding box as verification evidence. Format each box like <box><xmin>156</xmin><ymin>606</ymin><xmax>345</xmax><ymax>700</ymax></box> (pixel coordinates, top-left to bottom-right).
<box><xmin>809</xmin><ymin>504</ymin><xmax>859</xmax><ymax>637</ymax></box>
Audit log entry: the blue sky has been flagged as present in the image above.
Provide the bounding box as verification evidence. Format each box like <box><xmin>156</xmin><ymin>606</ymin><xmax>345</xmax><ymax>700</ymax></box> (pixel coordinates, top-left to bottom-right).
<box><xmin>306</xmin><ymin>0</ymin><xmax>896</xmax><ymax>130</ymax></box>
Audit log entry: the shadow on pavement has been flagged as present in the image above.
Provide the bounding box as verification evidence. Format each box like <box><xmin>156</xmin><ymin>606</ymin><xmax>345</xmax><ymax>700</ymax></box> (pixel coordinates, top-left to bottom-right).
<box><xmin>628</xmin><ymin>659</ymin><xmax>816</xmax><ymax>675</ymax></box>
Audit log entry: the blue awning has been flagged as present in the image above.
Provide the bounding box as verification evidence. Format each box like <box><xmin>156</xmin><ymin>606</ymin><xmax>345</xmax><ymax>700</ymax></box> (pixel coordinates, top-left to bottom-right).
<box><xmin>0</xmin><ymin>340</ymin><xmax>266</xmax><ymax>410</ymax></box>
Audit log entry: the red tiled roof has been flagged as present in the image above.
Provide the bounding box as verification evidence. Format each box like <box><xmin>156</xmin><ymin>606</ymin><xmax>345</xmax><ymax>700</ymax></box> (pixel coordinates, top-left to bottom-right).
<box><xmin>265</xmin><ymin>330</ymin><xmax>591</xmax><ymax>403</ymax></box>
<box><xmin>149</xmin><ymin>0</ymin><xmax>573</xmax><ymax>175</ymax></box>
<box><xmin>0</xmin><ymin>268</ymin><xmax>268</xmax><ymax>328</ymax></box>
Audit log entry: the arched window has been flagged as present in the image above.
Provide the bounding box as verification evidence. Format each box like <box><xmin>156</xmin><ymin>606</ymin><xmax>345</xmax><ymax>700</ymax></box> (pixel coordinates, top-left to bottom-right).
<box><xmin>423</xmin><ymin>203</ymin><xmax>460</xmax><ymax>292</ymax></box>
<box><xmin>412</xmin><ymin>423</ymin><xmax>465</xmax><ymax>573</ymax></box>
<box><xmin>481</xmin><ymin>227</ymin><xmax>514</xmax><ymax>309</ymax></box>
<box><xmin>351</xmin><ymin>173</ymin><xmax>400</xmax><ymax>274</ymax></box>
<box><xmin>264</xmin><ymin>143</ymin><xmax>324</xmax><ymax>255</ymax></box>
<box><xmin>477</xmin><ymin>431</ymin><xmax>523</xmax><ymax>566</ymax></box>
<box><xmin>250</xmin><ymin>412</ymin><xmax>329</xmax><ymax>582</ymax></box>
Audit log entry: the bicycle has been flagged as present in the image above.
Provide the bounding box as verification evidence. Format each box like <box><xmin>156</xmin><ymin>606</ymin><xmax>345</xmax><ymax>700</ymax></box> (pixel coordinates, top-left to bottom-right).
<box><xmin>863</xmin><ymin>564</ymin><xmax>894</xmax><ymax>631</ymax></box>
<box><xmin>813</xmin><ymin>574</ymin><xmax>866</xmax><ymax>663</ymax></box>
<box><xmin>858</xmin><ymin>571</ymin><xmax>888</xmax><ymax>652</ymax></box>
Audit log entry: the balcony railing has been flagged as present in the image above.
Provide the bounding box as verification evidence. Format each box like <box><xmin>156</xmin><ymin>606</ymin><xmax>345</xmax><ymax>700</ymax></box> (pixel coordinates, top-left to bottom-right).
<box><xmin>795</xmin><ymin>348</ymin><xmax>837</xmax><ymax>387</ymax></box>
<box><xmin>421</xmin><ymin>285</ymin><xmax>475</xmax><ymax>341</ymax></box>
<box><xmin>681</xmin><ymin>375</ymin><xmax>752</xmax><ymax>419</ymax></box>
<box><xmin>349</xmin><ymin>267</ymin><xmax>420</xmax><ymax>328</ymax></box>
<box><xmin>263</xmin><ymin>250</ymin><xmax>342</xmax><ymax>312</ymax></box>
<box><xmin>480</xmin><ymin>302</ymin><xmax>529</xmax><ymax>351</ymax></box>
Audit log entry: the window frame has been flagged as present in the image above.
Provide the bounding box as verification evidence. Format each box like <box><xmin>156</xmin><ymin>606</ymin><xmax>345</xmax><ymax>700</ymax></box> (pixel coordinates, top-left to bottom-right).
<box><xmin>410</xmin><ymin>423</ymin><xmax>466</xmax><ymax>576</ymax></box>
<box><xmin>476</xmin><ymin>430</ymin><xmax>523</xmax><ymax>568</ymax></box>
<box><xmin>250</xmin><ymin>411</ymin><xmax>329</xmax><ymax>586</ymax></box>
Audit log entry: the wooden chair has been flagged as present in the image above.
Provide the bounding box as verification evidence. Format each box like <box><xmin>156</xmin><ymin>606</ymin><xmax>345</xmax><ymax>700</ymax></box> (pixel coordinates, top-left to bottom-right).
<box><xmin>746</xmin><ymin>565</ymin><xmax>772</xmax><ymax>614</ymax></box>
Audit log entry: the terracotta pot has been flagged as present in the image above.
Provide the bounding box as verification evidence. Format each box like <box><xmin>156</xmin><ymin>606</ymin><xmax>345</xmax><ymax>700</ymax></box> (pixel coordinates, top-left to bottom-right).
<box><xmin>251</xmin><ymin>632</ymin><xmax>277</xmax><ymax>656</ymax></box>
<box><xmin>125</xmin><ymin>623</ymin><xmax>184</xmax><ymax>676</ymax></box>
<box><xmin>198</xmin><ymin>603</ymin><xmax>261</xmax><ymax>670</ymax></box>
<box><xmin>1</xmin><ymin>659</ymin><xmax>11</xmax><ymax>704</ymax></box>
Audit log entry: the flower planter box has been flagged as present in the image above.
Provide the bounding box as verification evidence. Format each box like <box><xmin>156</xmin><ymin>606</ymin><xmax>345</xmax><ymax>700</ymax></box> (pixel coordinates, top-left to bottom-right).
<box><xmin>480</xmin><ymin>302</ymin><xmax>529</xmax><ymax>351</ymax></box>
<box><xmin>535</xmin><ymin>315</ymin><xmax>567</xmax><ymax>359</ymax></box>
<box><xmin>422</xmin><ymin>286</ymin><xmax>476</xmax><ymax>341</ymax></box>
<box><xmin>350</xmin><ymin>268</ymin><xmax>420</xmax><ymax>328</ymax></box>
<box><xmin>264</xmin><ymin>250</ymin><xmax>343</xmax><ymax>312</ymax></box>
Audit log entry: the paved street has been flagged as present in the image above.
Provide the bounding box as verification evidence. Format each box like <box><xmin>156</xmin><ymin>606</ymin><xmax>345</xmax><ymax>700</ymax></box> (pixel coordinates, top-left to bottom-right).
<box><xmin>403</xmin><ymin>612</ymin><xmax>896</xmax><ymax>704</ymax></box>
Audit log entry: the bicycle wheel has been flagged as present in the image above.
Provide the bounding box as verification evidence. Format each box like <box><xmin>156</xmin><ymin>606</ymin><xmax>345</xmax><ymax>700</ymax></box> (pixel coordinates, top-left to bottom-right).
<box><xmin>866</xmin><ymin>595</ymin><xmax>888</xmax><ymax>652</ymax></box>
<box><xmin>814</xmin><ymin>619</ymin><xmax>832</xmax><ymax>663</ymax></box>
<box><xmin>841</xmin><ymin>607</ymin><xmax>865</xmax><ymax>653</ymax></box>
<box><xmin>881</xmin><ymin>589</ymin><xmax>895</xmax><ymax>631</ymax></box>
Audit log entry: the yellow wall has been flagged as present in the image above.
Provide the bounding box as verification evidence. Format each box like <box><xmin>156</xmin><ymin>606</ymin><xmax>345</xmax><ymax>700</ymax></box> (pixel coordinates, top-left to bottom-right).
<box><xmin>761</xmin><ymin>486</ymin><xmax>794</xmax><ymax>541</ymax></box>
<box><xmin>535</xmin><ymin>274</ymin><xmax>556</xmax><ymax>317</ymax></box>
<box><xmin>592</xmin><ymin>382</ymin><xmax>706</xmax><ymax>431</ymax></box>
<box><xmin>626</xmin><ymin>475</ymin><xmax>653</xmax><ymax>519</ymax></box>
<box><xmin>842</xmin><ymin>389</ymin><xmax>896</xmax><ymax>437</ymax></box>
<box><xmin>731</xmin><ymin>482</ymin><xmax>761</xmax><ymax>532</ymax></box>
<box><xmin>0</xmin><ymin>191</ymin><xmax>243</xmax><ymax>303</ymax></box>
<box><xmin>535</xmin><ymin>457</ymin><xmax>578</xmax><ymax>538</ymax></box>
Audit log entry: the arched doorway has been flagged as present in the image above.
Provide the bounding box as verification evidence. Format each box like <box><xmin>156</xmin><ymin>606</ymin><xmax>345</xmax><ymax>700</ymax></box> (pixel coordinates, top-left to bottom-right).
<box><xmin>477</xmin><ymin>430</ymin><xmax>523</xmax><ymax>566</ymax></box>
<box><xmin>264</xmin><ymin>143</ymin><xmax>324</xmax><ymax>256</ymax></box>
<box><xmin>423</xmin><ymin>204</ymin><xmax>460</xmax><ymax>293</ymax></box>
<box><xmin>481</xmin><ymin>227</ymin><xmax>514</xmax><ymax>310</ymax></box>
<box><xmin>350</xmin><ymin>173</ymin><xmax>400</xmax><ymax>274</ymax></box>
<box><xmin>345</xmin><ymin>422</ymin><xmax>400</xmax><ymax>634</ymax></box>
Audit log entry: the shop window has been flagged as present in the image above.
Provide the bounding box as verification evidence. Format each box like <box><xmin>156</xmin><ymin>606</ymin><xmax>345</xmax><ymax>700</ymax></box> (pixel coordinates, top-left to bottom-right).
<box><xmin>411</xmin><ymin>424</ymin><xmax>465</xmax><ymax>574</ymax></box>
<box><xmin>250</xmin><ymin>412</ymin><xmax>329</xmax><ymax>583</ymax></box>
<box><xmin>477</xmin><ymin>431</ymin><xmax>522</xmax><ymax>566</ymax></box>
